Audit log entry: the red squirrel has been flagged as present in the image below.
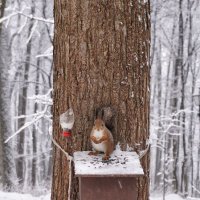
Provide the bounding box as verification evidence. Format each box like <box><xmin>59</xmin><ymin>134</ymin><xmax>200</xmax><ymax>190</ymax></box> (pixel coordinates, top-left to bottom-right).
<box><xmin>88</xmin><ymin>118</ymin><xmax>114</xmax><ymax>160</ymax></box>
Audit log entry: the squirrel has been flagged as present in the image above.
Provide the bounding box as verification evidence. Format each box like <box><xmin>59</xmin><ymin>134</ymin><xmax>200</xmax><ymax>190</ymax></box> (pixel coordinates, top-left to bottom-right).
<box><xmin>88</xmin><ymin>106</ymin><xmax>115</xmax><ymax>160</ymax></box>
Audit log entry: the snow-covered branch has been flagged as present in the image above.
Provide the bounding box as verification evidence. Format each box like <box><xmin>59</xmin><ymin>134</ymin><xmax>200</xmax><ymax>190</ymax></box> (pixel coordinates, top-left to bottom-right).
<box><xmin>5</xmin><ymin>90</ymin><xmax>52</xmax><ymax>143</ymax></box>
<box><xmin>0</xmin><ymin>11</ymin><xmax>54</xmax><ymax>24</ymax></box>
<box><xmin>192</xmin><ymin>186</ymin><xmax>200</xmax><ymax>195</ymax></box>
<box><xmin>28</xmin><ymin>89</ymin><xmax>53</xmax><ymax>105</ymax></box>
<box><xmin>5</xmin><ymin>105</ymin><xmax>49</xmax><ymax>143</ymax></box>
<box><xmin>36</xmin><ymin>46</ymin><xmax>53</xmax><ymax>58</ymax></box>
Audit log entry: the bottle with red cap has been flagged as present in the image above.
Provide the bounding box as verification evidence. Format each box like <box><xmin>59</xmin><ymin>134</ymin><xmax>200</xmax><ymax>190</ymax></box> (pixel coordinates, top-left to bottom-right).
<box><xmin>60</xmin><ymin>108</ymin><xmax>74</xmax><ymax>137</ymax></box>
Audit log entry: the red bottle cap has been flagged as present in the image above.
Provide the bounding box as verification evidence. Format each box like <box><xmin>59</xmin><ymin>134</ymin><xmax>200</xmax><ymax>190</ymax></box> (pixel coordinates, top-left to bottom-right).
<box><xmin>62</xmin><ymin>131</ymin><xmax>71</xmax><ymax>137</ymax></box>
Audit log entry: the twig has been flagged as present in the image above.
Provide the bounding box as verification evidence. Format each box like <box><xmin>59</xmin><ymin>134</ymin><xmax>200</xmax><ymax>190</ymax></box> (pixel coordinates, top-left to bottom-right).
<box><xmin>139</xmin><ymin>139</ymin><xmax>150</xmax><ymax>159</ymax></box>
<box><xmin>0</xmin><ymin>11</ymin><xmax>54</xmax><ymax>24</ymax></box>
<box><xmin>5</xmin><ymin>112</ymin><xmax>44</xmax><ymax>143</ymax></box>
<box><xmin>49</xmin><ymin>134</ymin><xmax>72</xmax><ymax>200</ymax></box>
<box><xmin>5</xmin><ymin>105</ymin><xmax>49</xmax><ymax>143</ymax></box>
<box><xmin>192</xmin><ymin>186</ymin><xmax>200</xmax><ymax>195</ymax></box>
<box><xmin>50</xmin><ymin>136</ymin><xmax>73</xmax><ymax>161</ymax></box>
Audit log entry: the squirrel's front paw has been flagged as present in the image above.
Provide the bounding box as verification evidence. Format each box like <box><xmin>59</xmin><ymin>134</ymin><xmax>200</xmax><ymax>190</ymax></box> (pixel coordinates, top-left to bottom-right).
<box><xmin>91</xmin><ymin>136</ymin><xmax>100</xmax><ymax>144</ymax></box>
<box><xmin>90</xmin><ymin>135</ymin><xmax>96</xmax><ymax>141</ymax></box>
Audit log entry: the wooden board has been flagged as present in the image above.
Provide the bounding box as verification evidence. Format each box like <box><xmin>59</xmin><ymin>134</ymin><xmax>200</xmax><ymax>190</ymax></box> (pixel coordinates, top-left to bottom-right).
<box><xmin>80</xmin><ymin>177</ymin><xmax>138</xmax><ymax>200</ymax></box>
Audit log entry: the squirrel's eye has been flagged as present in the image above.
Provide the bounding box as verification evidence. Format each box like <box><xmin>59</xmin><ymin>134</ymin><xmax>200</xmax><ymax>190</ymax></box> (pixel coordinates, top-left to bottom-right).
<box><xmin>102</xmin><ymin>124</ymin><xmax>104</xmax><ymax>127</ymax></box>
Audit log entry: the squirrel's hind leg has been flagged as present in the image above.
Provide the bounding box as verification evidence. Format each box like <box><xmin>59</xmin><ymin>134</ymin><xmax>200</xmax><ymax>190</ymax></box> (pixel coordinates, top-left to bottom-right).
<box><xmin>102</xmin><ymin>142</ymin><xmax>113</xmax><ymax>160</ymax></box>
<box><xmin>102</xmin><ymin>154</ymin><xmax>110</xmax><ymax>160</ymax></box>
<box><xmin>102</xmin><ymin>149</ymin><xmax>110</xmax><ymax>160</ymax></box>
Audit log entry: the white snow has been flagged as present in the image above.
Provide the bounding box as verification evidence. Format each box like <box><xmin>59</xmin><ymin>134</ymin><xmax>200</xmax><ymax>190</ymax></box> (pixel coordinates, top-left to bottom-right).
<box><xmin>150</xmin><ymin>194</ymin><xmax>200</xmax><ymax>200</ymax></box>
<box><xmin>0</xmin><ymin>191</ymin><xmax>50</xmax><ymax>200</ymax></box>
<box><xmin>73</xmin><ymin>151</ymin><xmax>144</xmax><ymax>177</ymax></box>
<box><xmin>1</xmin><ymin>191</ymin><xmax>199</xmax><ymax>200</ymax></box>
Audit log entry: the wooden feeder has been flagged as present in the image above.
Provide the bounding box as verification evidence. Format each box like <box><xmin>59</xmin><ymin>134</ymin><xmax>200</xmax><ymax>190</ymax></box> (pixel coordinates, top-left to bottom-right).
<box><xmin>74</xmin><ymin>151</ymin><xmax>144</xmax><ymax>200</ymax></box>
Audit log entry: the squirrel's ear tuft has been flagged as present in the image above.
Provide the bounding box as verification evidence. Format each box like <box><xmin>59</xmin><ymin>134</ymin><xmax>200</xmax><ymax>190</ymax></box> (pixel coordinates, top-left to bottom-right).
<box><xmin>95</xmin><ymin>109</ymin><xmax>98</xmax><ymax>118</ymax></box>
<box><xmin>101</xmin><ymin>109</ymin><xmax>104</xmax><ymax>119</ymax></box>
<box><xmin>95</xmin><ymin>107</ymin><xmax>100</xmax><ymax>119</ymax></box>
<box><xmin>95</xmin><ymin>107</ymin><xmax>103</xmax><ymax>119</ymax></box>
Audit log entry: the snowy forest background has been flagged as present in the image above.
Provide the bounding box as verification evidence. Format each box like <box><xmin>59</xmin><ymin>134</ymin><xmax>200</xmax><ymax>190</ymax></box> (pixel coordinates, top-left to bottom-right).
<box><xmin>0</xmin><ymin>0</ymin><xmax>199</xmax><ymax>199</ymax></box>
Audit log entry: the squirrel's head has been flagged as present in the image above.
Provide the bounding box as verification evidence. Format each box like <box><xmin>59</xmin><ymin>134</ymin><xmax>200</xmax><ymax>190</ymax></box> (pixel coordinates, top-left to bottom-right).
<box><xmin>93</xmin><ymin>118</ymin><xmax>105</xmax><ymax>131</ymax></box>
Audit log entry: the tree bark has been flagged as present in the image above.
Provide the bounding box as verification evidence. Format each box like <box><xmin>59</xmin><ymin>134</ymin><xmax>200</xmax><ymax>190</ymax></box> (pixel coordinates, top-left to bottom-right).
<box><xmin>52</xmin><ymin>1</ymin><xmax>150</xmax><ymax>199</ymax></box>
<box><xmin>0</xmin><ymin>0</ymin><xmax>16</xmax><ymax>189</ymax></box>
<box><xmin>31</xmin><ymin>58</ymin><xmax>40</xmax><ymax>188</ymax></box>
<box><xmin>178</xmin><ymin>0</ymin><xmax>187</xmax><ymax>195</ymax></box>
<box><xmin>170</xmin><ymin>0</ymin><xmax>184</xmax><ymax>192</ymax></box>
<box><xmin>16</xmin><ymin>0</ymin><xmax>35</xmax><ymax>186</ymax></box>
<box><xmin>154</xmin><ymin>40</ymin><xmax>162</xmax><ymax>188</ymax></box>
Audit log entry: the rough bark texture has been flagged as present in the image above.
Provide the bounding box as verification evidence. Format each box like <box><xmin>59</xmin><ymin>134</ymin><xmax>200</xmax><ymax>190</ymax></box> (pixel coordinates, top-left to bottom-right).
<box><xmin>16</xmin><ymin>1</ymin><xmax>35</xmax><ymax>186</ymax></box>
<box><xmin>0</xmin><ymin>30</ymin><xmax>15</xmax><ymax>190</ymax></box>
<box><xmin>0</xmin><ymin>0</ymin><xmax>16</xmax><ymax>189</ymax></box>
<box><xmin>52</xmin><ymin>0</ymin><xmax>150</xmax><ymax>199</ymax></box>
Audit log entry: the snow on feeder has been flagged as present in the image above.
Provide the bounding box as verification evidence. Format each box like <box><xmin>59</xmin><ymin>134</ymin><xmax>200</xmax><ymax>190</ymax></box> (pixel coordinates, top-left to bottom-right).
<box><xmin>60</xmin><ymin>108</ymin><xmax>74</xmax><ymax>137</ymax></box>
<box><xmin>74</xmin><ymin>151</ymin><xmax>144</xmax><ymax>200</ymax></box>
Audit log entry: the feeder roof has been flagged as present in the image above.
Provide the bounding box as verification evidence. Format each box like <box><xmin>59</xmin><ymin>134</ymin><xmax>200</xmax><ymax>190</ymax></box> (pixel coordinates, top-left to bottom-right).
<box><xmin>74</xmin><ymin>151</ymin><xmax>144</xmax><ymax>177</ymax></box>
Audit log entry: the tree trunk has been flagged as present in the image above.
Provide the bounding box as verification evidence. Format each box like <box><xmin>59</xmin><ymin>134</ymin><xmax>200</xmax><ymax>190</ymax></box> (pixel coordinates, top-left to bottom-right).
<box><xmin>0</xmin><ymin>0</ymin><xmax>16</xmax><ymax>189</ymax></box>
<box><xmin>16</xmin><ymin>1</ymin><xmax>35</xmax><ymax>186</ymax></box>
<box><xmin>52</xmin><ymin>1</ymin><xmax>150</xmax><ymax>200</ymax></box>
<box><xmin>154</xmin><ymin>40</ymin><xmax>162</xmax><ymax>189</ymax></box>
<box><xmin>178</xmin><ymin>0</ymin><xmax>187</xmax><ymax>195</ymax></box>
<box><xmin>170</xmin><ymin>0</ymin><xmax>185</xmax><ymax>193</ymax></box>
<box><xmin>31</xmin><ymin>58</ymin><xmax>40</xmax><ymax>188</ymax></box>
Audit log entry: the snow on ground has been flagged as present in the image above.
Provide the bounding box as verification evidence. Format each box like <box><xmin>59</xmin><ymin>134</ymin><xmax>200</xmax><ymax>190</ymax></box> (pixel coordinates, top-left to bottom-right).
<box><xmin>150</xmin><ymin>194</ymin><xmax>183</xmax><ymax>200</ymax></box>
<box><xmin>0</xmin><ymin>191</ymin><xmax>199</xmax><ymax>200</ymax></box>
<box><xmin>0</xmin><ymin>191</ymin><xmax>50</xmax><ymax>200</ymax></box>
<box><xmin>150</xmin><ymin>194</ymin><xmax>200</xmax><ymax>200</ymax></box>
